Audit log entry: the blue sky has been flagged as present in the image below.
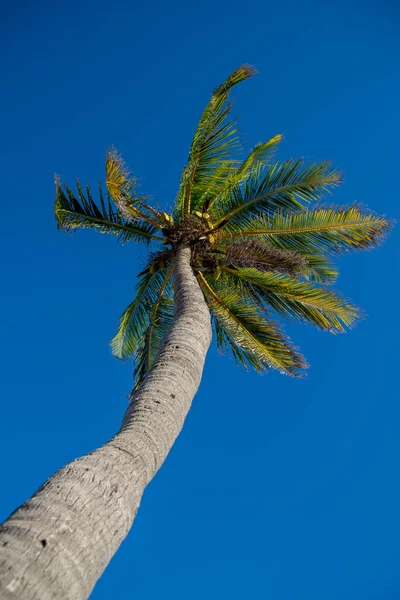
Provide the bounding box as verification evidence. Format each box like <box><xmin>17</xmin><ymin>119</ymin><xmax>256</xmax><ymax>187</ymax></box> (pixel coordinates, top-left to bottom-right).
<box><xmin>1</xmin><ymin>0</ymin><xmax>399</xmax><ymax>598</ymax></box>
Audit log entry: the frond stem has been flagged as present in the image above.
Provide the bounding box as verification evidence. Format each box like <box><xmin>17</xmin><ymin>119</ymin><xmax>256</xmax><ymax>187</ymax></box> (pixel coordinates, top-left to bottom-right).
<box><xmin>183</xmin><ymin>156</ymin><xmax>200</xmax><ymax>216</ymax></box>
<box><xmin>132</xmin><ymin>206</ymin><xmax>164</xmax><ymax>229</ymax></box>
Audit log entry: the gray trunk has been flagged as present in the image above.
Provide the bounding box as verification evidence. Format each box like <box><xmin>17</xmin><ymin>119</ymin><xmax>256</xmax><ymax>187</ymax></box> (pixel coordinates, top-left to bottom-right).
<box><xmin>0</xmin><ymin>245</ymin><xmax>212</xmax><ymax>600</ymax></box>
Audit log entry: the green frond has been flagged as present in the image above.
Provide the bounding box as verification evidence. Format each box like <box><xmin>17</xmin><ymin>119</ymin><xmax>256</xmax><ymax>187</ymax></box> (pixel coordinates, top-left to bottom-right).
<box><xmin>303</xmin><ymin>254</ymin><xmax>338</xmax><ymax>284</ymax></box>
<box><xmin>132</xmin><ymin>295</ymin><xmax>174</xmax><ymax>391</ymax></box>
<box><xmin>235</xmin><ymin>136</ymin><xmax>283</xmax><ymax>179</ymax></box>
<box><xmin>220</xmin><ymin>205</ymin><xmax>392</xmax><ymax>255</ymax></box>
<box><xmin>212</xmin><ymin>64</ymin><xmax>256</xmax><ymax>95</ymax></box>
<box><xmin>211</xmin><ymin>160</ymin><xmax>341</xmax><ymax>227</ymax></box>
<box><xmin>213</xmin><ymin>316</ymin><xmax>257</xmax><ymax>370</ymax></box>
<box><xmin>54</xmin><ymin>178</ymin><xmax>161</xmax><ymax>243</ymax></box>
<box><xmin>198</xmin><ymin>273</ymin><xmax>307</xmax><ymax>375</ymax></box>
<box><xmin>176</xmin><ymin>65</ymin><xmax>256</xmax><ymax>217</ymax></box>
<box><xmin>110</xmin><ymin>260</ymin><xmax>174</xmax><ymax>359</ymax></box>
<box><xmin>192</xmin><ymin>160</ymin><xmax>241</xmax><ymax>213</ymax></box>
<box><xmin>223</xmin><ymin>267</ymin><xmax>360</xmax><ymax>332</ymax></box>
<box><xmin>206</xmin><ymin>136</ymin><xmax>282</xmax><ymax>211</ymax></box>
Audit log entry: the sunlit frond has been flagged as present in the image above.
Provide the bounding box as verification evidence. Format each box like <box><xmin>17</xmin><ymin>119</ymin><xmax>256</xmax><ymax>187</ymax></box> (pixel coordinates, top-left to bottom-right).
<box><xmin>303</xmin><ymin>254</ymin><xmax>338</xmax><ymax>284</ymax></box>
<box><xmin>106</xmin><ymin>149</ymin><xmax>163</xmax><ymax>228</ymax></box>
<box><xmin>206</xmin><ymin>136</ymin><xmax>282</xmax><ymax>211</ymax></box>
<box><xmin>106</xmin><ymin>148</ymin><xmax>137</xmax><ymax>201</ymax></box>
<box><xmin>219</xmin><ymin>205</ymin><xmax>392</xmax><ymax>254</ymax></box>
<box><xmin>176</xmin><ymin>65</ymin><xmax>256</xmax><ymax>217</ymax></box>
<box><xmin>110</xmin><ymin>260</ymin><xmax>174</xmax><ymax>359</ymax></box>
<box><xmin>132</xmin><ymin>295</ymin><xmax>174</xmax><ymax>392</ymax></box>
<box><xmin>197</xmin><ymin>273</ymin><xmax>307</xmax><ymax>375</ymax></box>
<box><xmin>54</xmin><ymin>178</ymin><xmax>161</xmax><ymax>243</ymax></box>
<box><xmin>211</xmin><ymin>160</ymin><xmax>341</xmax><ymax>227</ymax></box>
<box><xmin>223</xmin><ymin>267</ymin><xmax>360</xmax><ymax>332</ymax></box>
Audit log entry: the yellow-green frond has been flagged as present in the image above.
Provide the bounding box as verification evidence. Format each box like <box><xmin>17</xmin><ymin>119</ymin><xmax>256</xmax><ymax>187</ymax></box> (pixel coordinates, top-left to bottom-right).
<box><xmin>211</xmin><ymin>160</ymin><xmax>342</xmax><ymax>227</ymax></box>
<box><xmin>198</xmin><ymin>273</ymin><xmax>307</xmax><ymax>376</ymax></box>
<box><xmin>221</xmin><ymin>205</ymin><xmax>392</xmax><ymax>255</ymax></box>
<box><xmin>212</xmin><ymin>64</ymin><xmax>256</xmax><ymax>97</ymax></box>
<box><xmin>223</xmin><ymin>267</ymin><xmax>360</xmax><ymax>332</ymax></box>
<box><xmin>131</xmin><ymin>288</ymin><xmax>174</xmax><ymax>392</ymax></box>
<box><xmin>105</xmin><ymin>149</ymin><xmax>163</xmax><ymax>229</ymax></box>
<box><xmin>237</xmin><ymin>136</ymin><xmax>283</xmax><ymax>177</ymax></box>
<box><xmin>106</xmin><ymin>148</ymin><xmax>136</xmax><ymax>202</ymax></box>
<box><xmin>110</xmin><ymin>260</ymin><xmax>174</xmax><ymax>359</ymax></box>
<box><xmin>303</xmin><ymin>254</ymin><xmax>338</xmax><ymax>285</ymax></box>
<box><xmin>176</xmin><ymin>65</ymin><xmax>256</xmax><ymax>217</ymax></box>
<box><xmin>204</xmin><ymin>135</ymin><xmax>283</xmax><ymax>213</ymax></box>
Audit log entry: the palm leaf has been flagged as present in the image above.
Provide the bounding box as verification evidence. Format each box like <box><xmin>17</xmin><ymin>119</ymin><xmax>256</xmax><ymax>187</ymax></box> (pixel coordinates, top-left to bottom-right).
<box><xmin>206</xmin><ymin>136</ymin><xmax>282</xmax><ymax>211</ymax></box>
<box><xmin>106</xmin><ymin>148</ymin><xmax>137</xmax><ymax>201</ymax></box>
<box><xmin>303</xmin><ymin>254</ymin><xmax>338</xmax><ymax>284</ymax></box>
<box><xmin>223</xmin><ymin>267</ymin><xmax>359</xmax><ymax>332</ymax></box>
<box><xmin>54</xmin><ymin>178</ymin><xmax>162</xmax><ymax>243</ymax></box>
<box><xmin>106</xmin><ymin>149</ymin><xmax>163</xmax><ymax>228</ymax></box>
<box><xmin>211</xmin><ymin>160</ymin><xmax>341</xmax><ymax>227</ymax></box>
<box><xmin>197</xmin><ymin>273</ymin><xmax>306</xmax><ymax>375</ymax></box>
<box><xmin>132</xmin><ymin>295</ymin><xmax>174</xmax><ymax>391</ymax></box>
<box><xmin>223</xmin><ymin>238</ymin><xmax>308</xmax><ymax>276</ymax></box>
<box><xmin>110</xmin><ymin>260</ymin><xmax>174</xmax><ymax>359</ymax></box>
<box><xmin>176</xmin><ymin>65</ymin><xmax>256</xmax><ymax>217</ymax></box>
<box><xmin>220</xmin><ymin>205</ymin><xmax>392</xmax><ymax>254</ymax></box>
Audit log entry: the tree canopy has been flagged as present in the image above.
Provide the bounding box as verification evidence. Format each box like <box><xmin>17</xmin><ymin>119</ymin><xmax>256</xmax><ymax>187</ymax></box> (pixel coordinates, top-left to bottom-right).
<box><xmin>55</xmin><ymin>65</ymin><xmax>392</xmax><ymax>388</ymax></box>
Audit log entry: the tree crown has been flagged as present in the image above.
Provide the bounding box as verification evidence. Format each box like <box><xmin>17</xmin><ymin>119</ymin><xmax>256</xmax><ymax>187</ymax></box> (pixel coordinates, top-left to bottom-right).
<box><xmin>55</xmin><ymin>65</ymin><xmax>392</xmax><ymax>387</ymax></box>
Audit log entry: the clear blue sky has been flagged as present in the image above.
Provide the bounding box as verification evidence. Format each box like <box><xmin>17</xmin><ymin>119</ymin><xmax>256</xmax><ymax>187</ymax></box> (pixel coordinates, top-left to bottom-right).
<box><xmin>1</xmin><ymin>1</ymin><xmax>399</xmax><ymax>598</ymax></box>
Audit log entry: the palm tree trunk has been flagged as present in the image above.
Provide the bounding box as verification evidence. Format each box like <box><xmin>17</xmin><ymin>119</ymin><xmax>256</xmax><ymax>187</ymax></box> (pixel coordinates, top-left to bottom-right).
<box><xmin>0</xmin><ymin>245</ymin><xmax>212</xmax><ymax>600</ymax></box>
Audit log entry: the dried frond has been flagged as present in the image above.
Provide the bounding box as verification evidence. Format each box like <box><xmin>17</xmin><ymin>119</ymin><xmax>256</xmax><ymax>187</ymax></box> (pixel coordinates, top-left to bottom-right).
<box><xmin>223</xmin><ymin>239</ymin><xmax>308</xmax><ymax>275</ymax></box>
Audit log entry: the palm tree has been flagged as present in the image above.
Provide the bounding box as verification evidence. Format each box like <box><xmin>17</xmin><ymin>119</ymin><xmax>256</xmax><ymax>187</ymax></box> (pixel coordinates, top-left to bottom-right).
<box><xmin>0</xmin><ymin>65</ymin><xmax>392</xmax><ymax>600</ymax></box>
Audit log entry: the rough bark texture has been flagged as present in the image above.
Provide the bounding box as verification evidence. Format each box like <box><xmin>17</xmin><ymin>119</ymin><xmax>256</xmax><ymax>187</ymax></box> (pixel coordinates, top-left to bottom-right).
<box><xmin>0</xmin><ymin>245</ymin><xmax>212</xmax><ymax>600</ymax></box>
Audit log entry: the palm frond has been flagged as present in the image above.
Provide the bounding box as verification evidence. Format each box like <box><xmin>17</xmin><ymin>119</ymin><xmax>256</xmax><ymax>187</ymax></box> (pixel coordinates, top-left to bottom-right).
<box><xmin>223</xmin><ymin>239</ymin><xmax>308</xmax><ymax>275</ymax></box>
<box><xmin>54</xmin><ymin>178</ymin><xmax>162</xmax><ymax>243</ymax></box>
<box><xmin>192</xmin><ymin>160</ymin><xmax>241</xmax><ymax>213</ymax></box>
<box><xmin>110</xmin><ymin>260</ymin><xmax>174</xmax><ymax>359</ymax></box>
<box><xmin>176</xmin><ymin>65</ymin><xmax>256</xmax><ymax>217</ymax></box>
<box><xmin>223</xmin><ymin>267</ymin><xmax>360</xmax><ymax>332</ymax></box>
<box><xmin>211</xmin><ymin>160</ymin><xmax>341</xmax><ymax>227</ymax></box>
<box><xmin>106</xmin><ymin>148</ymin><xmax>137</xmax><ymax>201</ymax></box>
<box><xmin>197</xmin><ymin>273</ymin><xmax>306</xmax><ymax>375</ymax></box>
<box><xmin>303</xmin><ymin>254</ymin><xmax>338</xmax><ymax>284</ymax></box>
<box><xmin>206</xmin><ymin>136</ymin><xmax>282</xmax><ymax>211</ymax></box>
<box><xmin>235</xmin><ymin>136</ymin><xmax>283</xmax><ymax>180</ymax></box>
<box><xmin>220</xmin><ymin>205</ymin><xmax>392</xmax><ymax>254</ymax></box>
<box><xmin>106</xmin><ymin>149</ymin><xmax>163</xmax><ymax>228</ymax></box>
<box><xmin>132</xmin><ymin>295</ymin><xmax>174</xmax><ymax>391</ymax></box>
